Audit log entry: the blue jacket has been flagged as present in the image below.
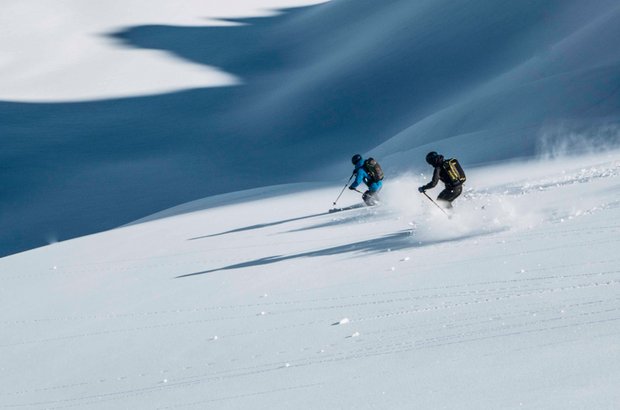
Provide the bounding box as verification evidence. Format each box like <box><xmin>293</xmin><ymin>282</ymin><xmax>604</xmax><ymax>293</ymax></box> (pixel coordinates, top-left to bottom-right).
<box><xmin>351</xmin><ymin>158</ymin><xmax>383</xmax><ymax>192</ymax></box>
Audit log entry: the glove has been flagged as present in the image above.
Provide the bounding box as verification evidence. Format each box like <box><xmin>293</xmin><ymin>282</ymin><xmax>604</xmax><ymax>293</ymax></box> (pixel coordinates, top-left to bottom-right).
<box><xmin>349</xmin><ymin>185</ymin><xmax>356</xmax><ymax>190</ymax></box>
<box><xmin>418</xmin><ymin>186</ymin><xmax>426</xmax><ymax>193</ymax></box>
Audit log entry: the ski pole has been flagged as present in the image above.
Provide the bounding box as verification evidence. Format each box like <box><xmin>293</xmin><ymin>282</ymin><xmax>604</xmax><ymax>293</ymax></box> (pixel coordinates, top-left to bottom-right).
<box><xmin>421</xmin><ymin>191</ymin><xmax>450</xmax><ymax>218</ymax></box>
<box><xmin>333</xmin><ymin>174</ymin><xmax>355</xmax><ymax>206</ymax></box>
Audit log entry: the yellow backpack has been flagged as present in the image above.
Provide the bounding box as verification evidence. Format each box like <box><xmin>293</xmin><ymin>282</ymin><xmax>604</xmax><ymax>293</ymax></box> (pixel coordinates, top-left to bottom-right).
<box><xmin>443</xmin><ymin>158</ymin><xmax>466</xmax><ymax>186</ymax></box>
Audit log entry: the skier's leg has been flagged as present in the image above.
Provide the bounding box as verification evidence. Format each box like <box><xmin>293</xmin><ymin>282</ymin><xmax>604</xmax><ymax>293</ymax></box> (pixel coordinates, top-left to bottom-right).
<box><xmin>362</xmin><ymin>190</ymin><xmax>377</xmax><ymax>206</ymax></box>
<box><xmin>437</xmin><ymin>185</ymin><xmax>462</xmax><ymax>208</ymax></box>
<box><xmin>363</xmin><ymin>182</ymin><xmax>382</xmax><ymax>206</ymax></box>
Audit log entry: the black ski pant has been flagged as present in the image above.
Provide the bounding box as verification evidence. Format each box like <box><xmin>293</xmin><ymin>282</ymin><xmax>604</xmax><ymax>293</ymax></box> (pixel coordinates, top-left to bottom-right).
<box><xmin>437</xmin><ymin>184</ymin><xmax>462</xmax><ymax>208</ymax></box>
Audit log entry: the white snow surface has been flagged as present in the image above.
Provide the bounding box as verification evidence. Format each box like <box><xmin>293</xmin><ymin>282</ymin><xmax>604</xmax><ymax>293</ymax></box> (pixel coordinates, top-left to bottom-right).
<box><xmin>2</xmin><ymin>151</ymin><xmax>620</xmax><ymax>409</ymax></box>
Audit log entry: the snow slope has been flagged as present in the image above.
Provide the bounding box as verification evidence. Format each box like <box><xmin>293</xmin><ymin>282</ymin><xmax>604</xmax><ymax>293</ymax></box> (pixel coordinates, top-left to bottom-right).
<box><xmin>2</xmin><ymin>2</ymin><xmax>620</xmax><ymax>405</ymax></box>
<box><xmin>3</xmin><ymin>0</ymin><xmax>620</xmax><ymax>257</ymax></box>
<box><xmin>1</xmin><ymin>151</ymin><xmax>620</xmax><ymax>409</ymax></box>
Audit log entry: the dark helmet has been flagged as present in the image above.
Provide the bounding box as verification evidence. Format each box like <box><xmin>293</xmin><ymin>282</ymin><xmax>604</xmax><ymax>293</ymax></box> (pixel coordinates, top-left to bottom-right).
<box><xmin>425</xmin><ymin>151</ymin><xmax>442</xmax><ymax>166</ymax></box>
<box><xmin>351</xmin><ymin>154</ymin><xmax>362</xmax><ymax>165</ymax></box>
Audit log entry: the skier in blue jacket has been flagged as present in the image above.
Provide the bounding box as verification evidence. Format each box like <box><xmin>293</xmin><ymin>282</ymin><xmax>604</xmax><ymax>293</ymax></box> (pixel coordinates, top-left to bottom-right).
<box><xmin>349</xmin><ymin>154</ymin><xmax>382</xmax><ymax>206</ymax></box>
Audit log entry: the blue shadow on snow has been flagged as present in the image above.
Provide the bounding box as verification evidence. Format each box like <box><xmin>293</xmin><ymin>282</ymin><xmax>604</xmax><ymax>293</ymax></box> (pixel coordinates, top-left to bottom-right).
<box><xmin>176</xmin><ymin>227</ymin><xmax>506</xmax><ymax>278</ymax></box>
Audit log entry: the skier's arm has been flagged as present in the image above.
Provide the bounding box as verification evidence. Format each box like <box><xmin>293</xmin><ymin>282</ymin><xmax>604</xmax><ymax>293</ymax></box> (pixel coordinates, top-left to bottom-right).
<box><xmin>422</xmin><ymin>167</ymin><xmax>441</xmax><ymax>190</ymax></box>
<box><xmin>350</xmin><ymin>169</ymin><xmax>364</xmax><ymax>189</ymax></box>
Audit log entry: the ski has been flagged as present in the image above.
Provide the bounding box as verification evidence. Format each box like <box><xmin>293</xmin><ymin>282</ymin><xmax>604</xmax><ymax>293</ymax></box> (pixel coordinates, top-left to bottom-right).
<box><xmin>328</xmin><ymin>203</ymin><xmax>374</xmax><ymax>213</ymax></box>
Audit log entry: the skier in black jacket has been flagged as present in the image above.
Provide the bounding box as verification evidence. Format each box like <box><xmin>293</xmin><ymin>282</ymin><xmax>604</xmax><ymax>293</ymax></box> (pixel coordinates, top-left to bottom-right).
<box><xmin>418</xmin><ymin>151</ymin><xmax>464</xmax><ymax>208</ymax></box>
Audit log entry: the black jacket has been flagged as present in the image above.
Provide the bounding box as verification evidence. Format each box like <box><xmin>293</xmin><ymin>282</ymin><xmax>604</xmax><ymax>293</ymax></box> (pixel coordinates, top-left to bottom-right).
<box><xmin>422</xmin><ymin>162</ymin><xmax>457</xmax><ymax>190</ymax></box>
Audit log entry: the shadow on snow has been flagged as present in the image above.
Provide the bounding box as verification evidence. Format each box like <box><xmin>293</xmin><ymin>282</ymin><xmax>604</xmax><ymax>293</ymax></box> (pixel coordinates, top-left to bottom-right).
<box><xmin>188</xmin><ymin>211</ymin><xmax>331</xmax><ymax>240</ymax></box>
<box><xmin>177</xmin><ymin>227</ymin><xmax>505</xmax><ymax>278</ymax></box>
<box><xmin>189</xmin><ymin>204</ymin><xmax>380</xmax><ymax>239</ymax></box>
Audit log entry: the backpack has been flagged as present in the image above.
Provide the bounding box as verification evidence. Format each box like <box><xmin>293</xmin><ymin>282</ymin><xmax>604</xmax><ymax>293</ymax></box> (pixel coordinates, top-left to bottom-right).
<box><xmin>442</xmin><ymin>158</ymin><xmax>466</xmax><ymax>186</ymax></box>
<box><xmin>363</xmin><ymin>157</ymin><xmax>384</xmax><ymax>182</ymax></box>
